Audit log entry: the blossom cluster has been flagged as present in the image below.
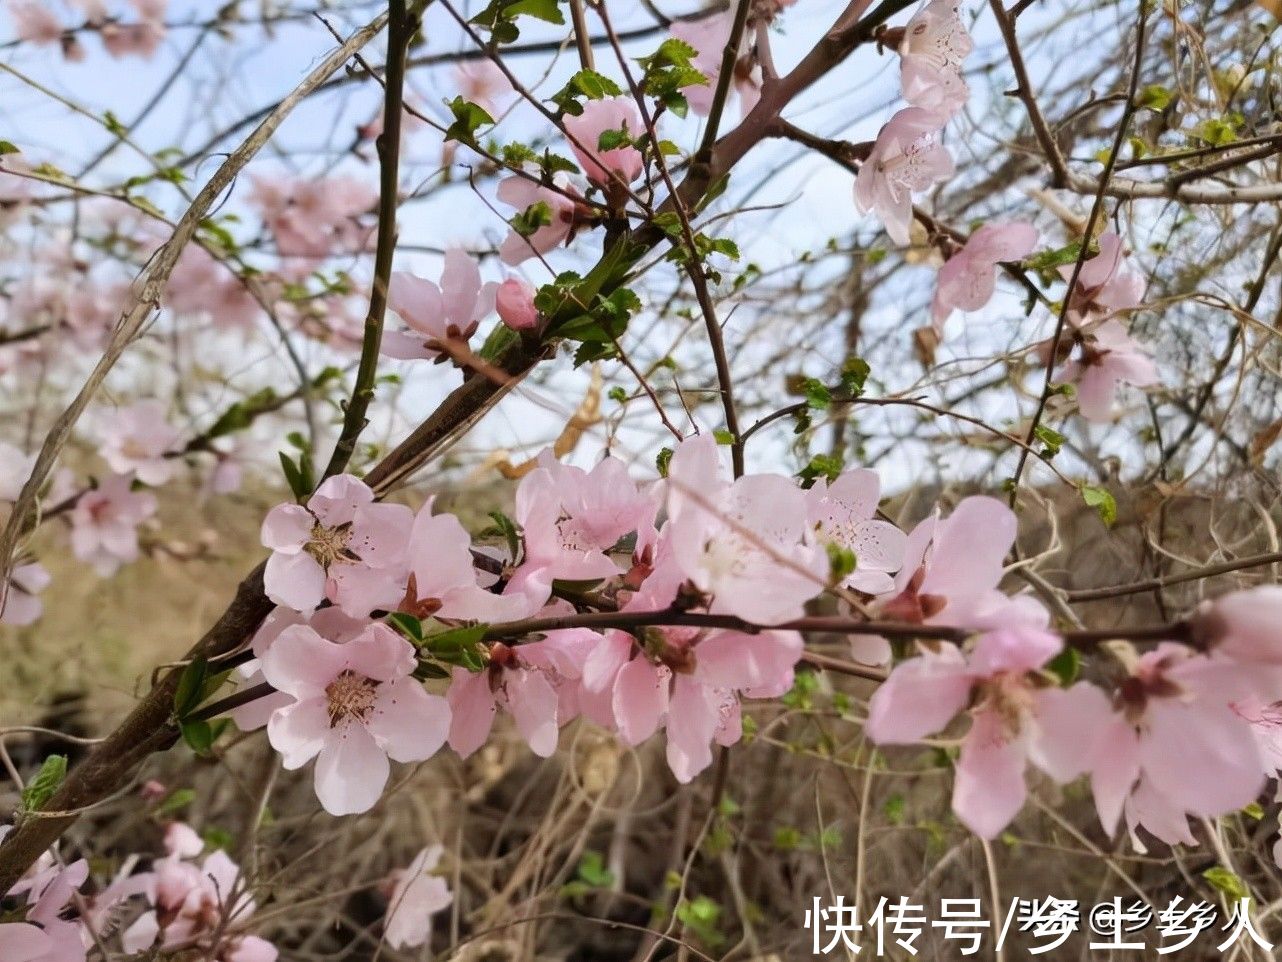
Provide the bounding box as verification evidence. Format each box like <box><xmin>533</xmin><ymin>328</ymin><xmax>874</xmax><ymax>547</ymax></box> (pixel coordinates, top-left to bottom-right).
<box><xmin>0</xmin><ymin>815</ymin><xmax>449</xmax><ymax>959</ymax></box>
<box><xmin>8</xmin><ymin>0</ymin><xmax>167</xmax><ymax>61</ymax></box>
<box><xmin>236</xmin><ymin>433</ymin><xmax>1282</xmax><ymax>862</ymax></box>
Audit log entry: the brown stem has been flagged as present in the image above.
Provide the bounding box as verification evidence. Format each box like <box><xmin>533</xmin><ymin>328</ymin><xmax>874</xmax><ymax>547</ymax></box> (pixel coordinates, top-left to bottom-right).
<box><xmin>320</xmin><ymin>0</ymin><xmax>414</xmax><ymax>482</ymax></box>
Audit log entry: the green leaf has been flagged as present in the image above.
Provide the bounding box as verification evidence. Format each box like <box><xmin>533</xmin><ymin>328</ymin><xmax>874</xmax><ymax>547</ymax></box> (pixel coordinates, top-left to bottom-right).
<box><xmin>387</xmin><ymin>611</ymin><xmax>426</xmax><ymax>644</ymax></box>
<box><xmin>1136</xmin><ymin>84</ymin><xmax>1171</xmax><ymax>110</ymax></box>
<box><xmin>712</xmin><ymin>429</ymin><xmax>736</xmax><ymax>445</ymax></box>
<box><xmin>424</xmin><ymin>624</ymin><xmax>490</xmax><ymax>671</ymax></box>
<box><xmin>444</xmin><ymin>96</ymin><xmax>495</xmax><ymax>145</ymax></box>
<box><xmin>1081</xmin><ymin>485</ymin><xmax>1117</xmax><ymax>527</ymax></box>
<box><xmin>839</xmin><ymin>356</ymin><xmax>871</xmax><ymax>397</ymax></box>
<box><xmin>551</xmin><ymin>69</ymin><xmax>625</xmax><ymax>115</ymax></box>
<box><xmin>797</xmin><ymin>453</ymin><xmax>843</xmax><ymax>488</ymax></box>
<box><xmin>1034</xmin><ymin>423</ymin><xmax>1066</xmax><ymax>458</ymax></box>
<box><xmin>487</xmin><ymin>510</ymin><xmax>522</xmax><ymax>561</ymax></box>
<box><xmin>0</xmin><ymin>140</ymin><xmax>21</xmax><ymax>156</ymax></box>
<box><xmin>1045</xmin><ymin>646</ymin><xmax>1080</xmax><ymax>686</ymax></box>
<box><xmin>180</xmin><ymin>718</ymin><xmax>224</xmax><ymax>756</ymax></box>
<box><xmin>157</xmin><ymin>787</ymin><xmax>196</xmax><ymax>815</ymax></box>
<box><xmin>1243</xmin><ymin>801</ymin><xmax>1265</xmax><ymax>820</ymax></box>
<box><xmin>1025</xmin><ymin>240</ymin><xmax>1096</xmax><ymax>274</ymax></box>
<box><xmin>279</xmin><ymin>451</ymin><xmax>314</xmax><ymax>501</ymax></box>
<box><xmin>174</xmin><ymin>657</ymin><xmax>210</xmax><ymax>718</ymax></box>
<box><xmin>883</xmin><ymin>794</ymin><xmax>906</xmax><ymax>825</ymax></box>
<box><xmin>205</xmin><ymin>388</ymin><xmax>279</xmax><ymax>439</ymax></box>
<box><xmin>1202</xmin><ymin>866</ymin><xmax>1249</xmax><ymax>900</ymax></box>
<box><xmin>825</xmin><ymin>542</ymin><xmax>856</xmax><ymax>582</ymax></box>
<box><xmin>656</xmin><ymin>447</ymin><xmax>673</xmax><ymax>477</ymax></box>
<box><xmin>802</xmin><ymin>378</ymin><xmax>831</xmax><ymax>411</ymax></box>
<box><xmin>504</xmin><ymin>0</ymin><xmax>564</xmax><ymax>23</ymax></box>
<box><xmin>20</xmin><ymin>755</ymin><xmax>67</xmax><ymax>813</ymax></box>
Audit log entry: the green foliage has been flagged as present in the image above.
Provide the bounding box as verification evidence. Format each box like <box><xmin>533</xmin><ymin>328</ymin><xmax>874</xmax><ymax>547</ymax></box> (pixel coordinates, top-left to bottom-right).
<box><xmin>840</xmin><ymin>356</ymin><xmax>871</xmax><ymax>396</ymax></box>
<box><xmin>826</xmin><ymin>542</ymin><xmax>857</xmax><ymax>583</ymax></box>
<box><xmin>655</xmin><ymin>446</ymin><xmax>673</xmax><ymax>477</ymax></box>
<box><xmin>444</xmin><ymin>96</ymin><xmax>495</xmax><ymax>145</ymax></box>
<box><xmin>1034</xmin><ymin>423</ymin><xmax>1066</xmax><ymax>459</ymax></box>
<box><xmin>0</xmin><ymin>140</ymin><xmax>20</xmax><ymax>155</ymax></box>
<box><xmin>561</xmin><ymin>850</ymin><xmax>616</xmax><ymax>898</ymax></box>
<box><xmin>636</xmin><ymin>38</ymin><xmax>708</xmax><ymax>117</ymax></box>
<box><xmin>797</xmin><ymin>453</ymin><xmax>843</xmax><ymax>489</ymax></box>
<box><xmin>1080</xmin><ymin>484</ymin><xmax>1117</xmax><ymax>527</ymax></box>
<box><xmin>676</xmin><ymin>895</ymin><xmax>724</xmax><ymax>948</ymax></box>
<box><xmin>20</xmin><ymin>755</ymin><xmax>67</xmax><ymax>813</ymax></box>
<box><xmin>205</xmin><ymin>388</ymin><xmax>279</xmax><ymax>439</ymax></box>
<box><xmin>550</xmin><ymin>69</ymin><xmax>624</xmax><ymax>116</ymax></box>
<box><xmin>1203</xmin><ymin>866</ymin><xmax>1249</xmax><ymax>900</ymax></box>
<box><xmin>470</xmin><ymin>0</ymin><xmax>563</xmax><ymax>43</ymax></box>
<box><xmin>1045</xmin><ymin>647</ymin><xmax>1080</xmax><ymax>686</ymax></box>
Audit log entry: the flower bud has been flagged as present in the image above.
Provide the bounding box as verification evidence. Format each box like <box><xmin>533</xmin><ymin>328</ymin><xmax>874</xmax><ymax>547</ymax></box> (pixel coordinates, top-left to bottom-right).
<box><xmin>496</xmin><ymin>277</ymin><xmax>538</xmax><ymax>331</ymax></box>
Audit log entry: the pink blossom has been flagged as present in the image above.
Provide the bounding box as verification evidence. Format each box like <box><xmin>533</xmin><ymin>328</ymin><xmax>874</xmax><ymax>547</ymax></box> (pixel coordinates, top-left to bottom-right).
<box><xmin>564</xmin><ymin>97</ymin><xmax>645</xmax><ymax>190</ymax></box>
<box><xmin>223</xmin><ymin>936</ymin><xmax>278</xmax><ymax>962</ymax></box>
<box><xmin>666</xmin><ymin>434</ymin><xmax>826</xmax><ymax>624</ymax></box>
<box><xmin>854</xmin><ymin>107</ymin><xmax>954</xmax><ymax>246</ymax></box>
<box><xmin>805</xmin><ymin>468</ymin><xmax>908</xmax><ymax>595</ymax></box>
<box><xmin>248</xmin><ymin>173</ymin><xmax>375</xmax><ymax>262</ymax></box>
<box><xmin>70</xmin><ymin>472</ymin><xmax>157</xmax><ymax>576</ymax></box>
<box><xmin>669</xmin><ymin>12</ymin><xmax>756</xmax><ymax>117</ymax></box>
<box><xmin>1060</xmin><ymin>231</ymin><xmax>1145</xmax><ymax>324</ymax></box>
<box><xmin>454</xmin><ymin>59</ymin><xmax>512</xmax><ymax>115</ymax></box>
<box><xmin>100</xmin><ymin>19</ymin><xmax>164</xmax><ymax>58</ymax></box>
<box><xmin>383</xmin><ymin>845</ymin><xmax>453</xmax><ymax>949</ymax></box>
<box><xmin>1061</xmin><ymin>319</ymin><xmax>1158</xmax><ymax>422</ymax></box>
<box><xmin>168</xmin><ymin>245</ymin><xmax>262</xmax><ymax>332</ymax></box>
<box><xmin>260</xmin><ymin>474</ymin><xmax>411</xmax><ymax>616</ymax></box>
<box><xmin>383</xmin><ymin>250</ymin><xmax>497</xmax><ymax>361</ymax></box>
<box><xmin>69</xmin><ymin>0</ymin><xmax>108</xmax><ymax>22</ymax></box>
<box><xmin>1193</xmin><ymin>586</ymin><xmax>1282</xmax><ymax>664</ymax></box>
<box><xmin>496</xmin><ymin>276</ymin><xmax>539</xmax><ymax>331</ymax></box>
<box><xmin>867</xmin><ymin>627</ymin><xmax>1102</xmax><ymax>837</ymax></box>
<box><xmin>1</xmin><ymin>562</ymin><xmax>51</xmax><ymax>627</ymax></box>
<box><xmin>261</xmin><ymin>622</ymin><xmax>450</xmax><ymax>815</ymax></box>
<box><xmin>930</xmin><ymin>222</ymin><xmax>1039</xmax><ymax>331</ymax></box>
<box><xmin>447</xmin><ymin>656</ymin><xmax>561</xmax><ymax>758</ymax></box>
<box><xmin>899</xmin><ymin>0</ymin><xmax>972</xmax><ymax>115</ymax></box>
<box><xmin>882</xmin><ymin>495</ymin><xmax>1048</xmax><ymax>631</ymax></box>
<box><xmin>230</xmin><ymin>606</ymin><xmax>368</xmax><ymax>731</ymax></box>
<box><xmin>100</xmin><ymin>400</ymin><xmax>182</xmax><ymax>486</ymax></box>
<box><xmin>1082</xmin><ymin>644</ymin><xmax>1268</xmax><ymax>849</ymax></box>
<box><xmin>404</xmin><ymin>500</ymin><xmax>540</xmax><ymax>622</ymax></box>
<box><xmin>0</xmin><ymin>859</ymin><xmax>89</xmax><ymax>962</ymax></box>
<box><xmin>497</xmin><ymin>176</ymin><xmax>580</xmax><ymax>265</ymax></box>
<box><xmin>509</xmin><ymin>452</ymin><xmax>658</xmax><ymax>603</ymax></box>
<box><xmin>9</xmin><ymin>3</ymin><xmax>62</xmax><ymax>46</ymax></box>
<box><xmin>123</xmin><ymin>848</ymin><xmax>256</xmax><ymax>954</ymax></box>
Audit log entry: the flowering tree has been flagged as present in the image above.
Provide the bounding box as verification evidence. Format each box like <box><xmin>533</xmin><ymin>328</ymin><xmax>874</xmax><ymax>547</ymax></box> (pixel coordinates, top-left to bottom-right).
<box><xmin>3</xmin><ymin>0</ymin><xmax>1282</xmax><ymax>957</ymax></box>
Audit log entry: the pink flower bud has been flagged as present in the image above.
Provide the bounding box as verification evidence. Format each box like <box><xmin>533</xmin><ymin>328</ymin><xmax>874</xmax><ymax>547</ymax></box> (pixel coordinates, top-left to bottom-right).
<box><xmin>496</xmin><ymin>278</ymin><xmax>538</xmax><ymax>331</ymax></box>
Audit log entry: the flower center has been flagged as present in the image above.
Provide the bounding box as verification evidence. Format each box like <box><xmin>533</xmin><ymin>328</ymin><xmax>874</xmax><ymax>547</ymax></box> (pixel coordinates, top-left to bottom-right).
<box><xmin>305</xmin><ymin>523</ymin><xmax>352</xmax><ymax>569</ymax></box>
<box><xmin>325</xmin><ymin>670</ymin><xmax>378</xmax><ymax>727</ymax></box>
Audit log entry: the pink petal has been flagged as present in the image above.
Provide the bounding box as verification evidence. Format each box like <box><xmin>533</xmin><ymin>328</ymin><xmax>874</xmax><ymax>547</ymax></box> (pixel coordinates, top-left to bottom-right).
<box><xmin>506</xmin><ymin>669</ymin><xmax>559</xmax><ymax>757</ymax></box>
<box><xmin>865</xmin><ymin>644</ymin><xmax>972</xmax><ymax>743</ymax></box>
<box><xmin>266</xmin><ymin>696</ymin><xmax>331</xmax><ymax>769</ymax></box>
<box><xmin>368</xmin><ymin>677</ymin><xmax>451</xmax><ymax>763</ymax></box>
<box><xmin>260</xmin><ymin>625</ymin><xmax>348</xmax><ymax>698</ymax></box>
<box><xmin>348</xmin><ymin>502</ymin><xmax>413</xmax><ymax>566</ymax></box>
<box><xmin>314</xmin><ymin>723</ymin><xmax>390</xmax><ymax>815</ymax></box>
<box><xmin>308</xmin><ymin>474</ymin><xmax>374</xmax><ymax>527</ymax></box>
<box><xmin>952</xmin><ymin>708</ymin><xmax>1028</xmax><ymax>838</ymax></box>
<box><xmin>260</xmin><ymin>503</ymin><xmax>313</xmax><ymax>553</ymax></box>
<box><xmin>446</xmin><ymin>668</ymin><xmax>496</xmax><ymax>758</ymax></box>
<box><xmin>264</xmin><ymin>550</ymin><xmax>327</xmax><ymax>612</ymax></box>
<box><xmin>612</xmin><ymin>658</ymin><xmax>669</xmax><ymax>745</ymax></box>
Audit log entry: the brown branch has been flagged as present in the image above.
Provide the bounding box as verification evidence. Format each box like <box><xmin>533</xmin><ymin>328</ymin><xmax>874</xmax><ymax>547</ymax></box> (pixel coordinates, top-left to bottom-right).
<box><xmin>320</xmin><ymin>0</ymin><xmax>414</xmax><ymax>482</ymax></box>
